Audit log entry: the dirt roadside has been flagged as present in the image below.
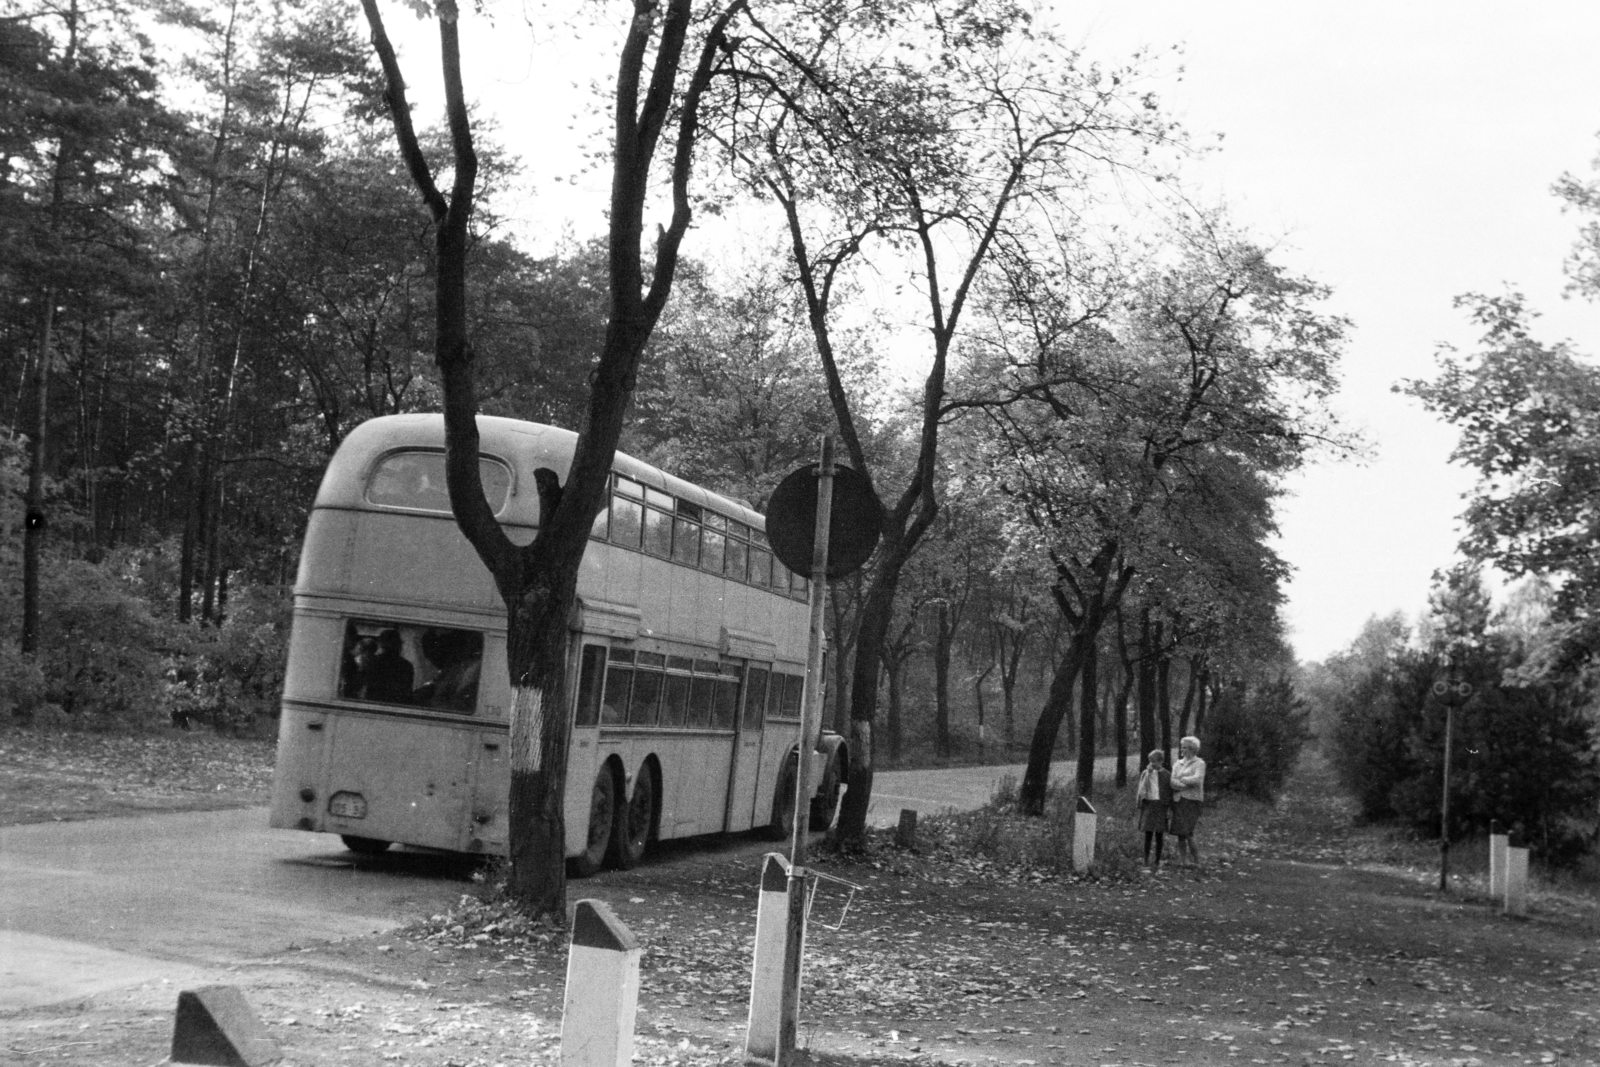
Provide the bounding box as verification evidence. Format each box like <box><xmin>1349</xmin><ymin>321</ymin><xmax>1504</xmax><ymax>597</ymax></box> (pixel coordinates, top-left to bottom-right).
<box><xmin>3</xmin><ymin>731</ymin><xmax>1599</xmax><ymax>1067</ymax></box>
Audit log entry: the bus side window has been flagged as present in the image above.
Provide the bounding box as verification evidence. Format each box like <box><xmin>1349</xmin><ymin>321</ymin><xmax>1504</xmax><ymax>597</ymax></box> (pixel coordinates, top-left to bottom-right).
<box><xmin>725</xmin><ymin>532</ymin><xmax>748</xmax><ymax>582</ymax></box>
<box><xmin>610</xmin><ymin>494</ymin><xmax>642</xmax><ymax>549</ymax></box>
<box><xmin>672</xmin><ymin>515</ymin><xmax>700</xmax><ymax>566</ymax></box>
<box><xmin>630</xmin><ymin>652</ymin><xmax>665</xmax><ymax>725</ymax></box>
<box><xmin>749</xmin><ymin>548</ymin><xmax>773</xmax><ymax>590</ymax></box>
<box><xmin>768</xmin><ymin>673</ymin><xmax>803</xmax><ymax>720</ymax></box>
<box><xmin>711</xmin><ymin>665</ymin><xmax>741</xmax><ymax>730</ymax></box>
<box><xmin>661</xmin><ymin>656</ymin><xmax>692</xmax><ymax>726</ymax></box>
<box><xmin>574</xmin><ymin>645</ymin><xmax>606</xmax><ymax>727</ymax></box>
<box><xmin>687</xmin><ymin>660</ymin><xmax>718</xmax><ymax>728</ymax></box>
<box><xmin>603</xmin><ymin>649</ymin><xmax>634</xmax><ymax>725</ymax></box>
<box><xmin>743</xmin><ymin>667</ymin><xmax>770</xmax><ymax>730</ymax></box>
<box><xmin>700</xmin><ymin>526</ymin><xmax>725</xmax><ymax>574</ymax></box>
<box><xmin>643</xmin><ymin>505</ymin><xmax>672</xmax><ymax>558</ymax></box>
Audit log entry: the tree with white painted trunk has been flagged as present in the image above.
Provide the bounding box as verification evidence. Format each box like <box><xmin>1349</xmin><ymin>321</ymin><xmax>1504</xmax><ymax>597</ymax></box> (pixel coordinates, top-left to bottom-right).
<box><xmin>357</xmin><ymin>0</ymin><xmax>745</xmax><ymax>915</ymax></box>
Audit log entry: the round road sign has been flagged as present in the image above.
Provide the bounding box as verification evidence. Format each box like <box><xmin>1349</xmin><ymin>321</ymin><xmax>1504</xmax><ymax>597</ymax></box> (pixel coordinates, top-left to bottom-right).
<box><xmin>765</xmin><ymin>463</ymin><xmax>884</xmax><ymax>579</ymax></box>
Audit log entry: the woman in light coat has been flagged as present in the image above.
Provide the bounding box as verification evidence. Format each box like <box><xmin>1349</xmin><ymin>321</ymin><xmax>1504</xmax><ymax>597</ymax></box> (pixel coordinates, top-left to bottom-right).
<box><xmin>1169</xmin><ymin>736</ymin><xmax>1207</xmax><ymax>869</ymax></box>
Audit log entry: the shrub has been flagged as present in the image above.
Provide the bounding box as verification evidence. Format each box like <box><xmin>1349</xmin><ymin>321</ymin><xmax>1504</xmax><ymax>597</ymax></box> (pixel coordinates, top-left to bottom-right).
<box><xmin>1205</xmin><ymin>674</ymin><xmax>1311</xmax><ymax>802</ymax></box>
<box><xmin>165</xmin><ymin>582</ymin><xmax>292</xmax><ymax>735</ymax></box>
<box><xmin>22</xmin><ymin>554</ymin><xmax>175</xmax><ymax>728</ymax></box>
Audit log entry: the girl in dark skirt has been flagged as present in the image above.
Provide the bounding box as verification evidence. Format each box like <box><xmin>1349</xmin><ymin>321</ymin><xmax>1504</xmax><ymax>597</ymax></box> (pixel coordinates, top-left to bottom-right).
<box><xmin>1134</xmin><ymin>750</ymin><xmax>1173</xmax><ymax>871</ymax></box>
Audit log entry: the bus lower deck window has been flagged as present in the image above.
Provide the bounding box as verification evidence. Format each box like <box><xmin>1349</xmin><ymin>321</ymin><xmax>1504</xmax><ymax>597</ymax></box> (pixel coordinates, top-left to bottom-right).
<box><xmin>340</xmin><ymin>620</ymin><xmax>483</xmax><ymax>715</ymax></box>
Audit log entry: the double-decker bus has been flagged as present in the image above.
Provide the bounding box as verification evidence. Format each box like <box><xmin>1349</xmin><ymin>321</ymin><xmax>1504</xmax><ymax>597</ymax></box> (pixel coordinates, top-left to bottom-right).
<box><xmin>270</xmin><ymin>414</ymin><xmax>846</xmax><ymax>874</ymax></box>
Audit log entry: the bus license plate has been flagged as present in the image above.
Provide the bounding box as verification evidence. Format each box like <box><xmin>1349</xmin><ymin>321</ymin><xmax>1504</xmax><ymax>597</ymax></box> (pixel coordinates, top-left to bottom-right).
<box><xmin>328</xmin><ymin>791</ymin><xmax>367</xmax><ymax>819</ymax></box>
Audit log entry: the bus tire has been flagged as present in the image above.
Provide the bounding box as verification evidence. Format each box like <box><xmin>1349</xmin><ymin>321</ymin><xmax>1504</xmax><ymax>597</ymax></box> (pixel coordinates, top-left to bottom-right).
<box><xmin>809</xmin><ymin>754</ymin><xmax>843</xmax><ymax>832</ymax></box>
<box><xmin>341</xmin><ymin>835</ymin><xmax>391</xmax><ymax>854</ymax></box>
<box><xmin>764</xmin><ymin>753</ymin><xmax>798</xmax><ymax>841</ymax></box>
<box><xmin>611</xmin><ymin>767</ymin><xmax>654</xmax><ymax>870</ymax></box>
<box><xmin>570</xmin><ymin>768</ymin><xmax>616</xmax><ymax>878</ymax></box>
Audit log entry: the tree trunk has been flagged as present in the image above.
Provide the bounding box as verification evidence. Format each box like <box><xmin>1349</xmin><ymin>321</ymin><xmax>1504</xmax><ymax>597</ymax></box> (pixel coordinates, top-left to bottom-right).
<box><xmin>1136</xmin><ymin>608</ymin><xmax>1156</xmax><ymax>770</ymax></box>
<box><xmin>1113</xmin><ymin>673</ymin><xmax>1130</xmax><ymax>787</ymax></box>
<box><xmin>1075</xmin><ymin>622</ymin><xmax>1099</xmax><ymax>798</ymax></box>
<box><xmin>833</xmin><ymin>557</ymin><xmax>901</xmax><ymax>841</ymax></box>
<box><xmin>21</xmin><ymin>295</ymin><xmax>55</xmax><ymax>656</ymax></box>
<box><xmin>885</xmin><ymin>652</ymin><xmax>904</xmax><ymax>764</ymax></box>
<box><xmin>1156</xmin><ymin>633</ymin><xmax>1172</xmax><ymax>758</ymax></box>
<box><xmin>934</xmin><ymin>599</ymin><xmax>952</xmax><ymax>758</ymax></box>
<box><xmin>1018</xmin><ymin>628</ymin><xmax>1090</xmax><ymax>814</ymax></box>
<box><xmin>1177</xmin><ymin>656</ymin><xmax>1199</xmax><ymax>740</ymax></box>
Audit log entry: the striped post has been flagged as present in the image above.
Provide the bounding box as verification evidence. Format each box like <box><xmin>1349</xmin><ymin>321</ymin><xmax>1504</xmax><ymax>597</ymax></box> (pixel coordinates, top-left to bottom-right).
<box><xmin>1488</xmin><ymin>820</ymin><xmax>1508</xmax><ymax>900</ymax></box>
<box><xmin>746</xmin><ymin>852</ymin><xmax>800</xmax><ymax>1065</ymax></box>
<box><xmin>561</xmin><ymin>900</ymin><xmax>640</xmax><ymax>1067</ymax></box>
<box><xmin>1073</xmin><ymin>797</ymin><xmax>1097</xmax><ymax>873</ymax></box>
<box><xmin>1503</xmin><ymin>834</ymin><xmax>1529</xmax><ymax>918</ymax></box>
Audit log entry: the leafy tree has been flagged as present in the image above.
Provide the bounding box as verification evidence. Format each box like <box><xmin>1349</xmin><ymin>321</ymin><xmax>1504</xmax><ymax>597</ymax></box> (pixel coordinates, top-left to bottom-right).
<box><xmin>1402</xmin><ymin>293</ymin><xmax>1600</xmax><ymax>673</ymax></box>
<box><xmin>709</xmin><ymin>0</ymin><xmax>1182</xmax><ymax>842</ymax></box>
<box><xmin>1205</xmin><ymin>672</ymin><xmax>1309</xmax><ymax>801</ymax></box>
<box><xmin>1328</xmin><ymin>567</ymin><xmax>1600</xmax><ymax>864</ymax></box>
<box><xmin>973</xmin><ymin>229</ymin><xmax>1348</xmax><ymax>810</ymax></box>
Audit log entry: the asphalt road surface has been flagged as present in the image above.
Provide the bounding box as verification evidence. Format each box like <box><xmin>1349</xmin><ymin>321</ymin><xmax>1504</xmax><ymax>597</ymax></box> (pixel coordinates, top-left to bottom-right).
<box><xmin>0</xmin><ymin>758</ymin><xmax>1089</xmax><ymax>1012</ymax></box>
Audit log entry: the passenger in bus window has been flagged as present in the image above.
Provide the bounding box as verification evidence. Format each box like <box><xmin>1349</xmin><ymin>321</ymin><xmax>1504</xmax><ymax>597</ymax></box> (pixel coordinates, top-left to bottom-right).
<box><xmin>415</xmin><ymin>629</ymin><xmax>482</xmax><ymax>713</ymax></box>
<box><xmin>342</xmin><ymin>636</ymin><xmax>378</xmax><ymax>699</ymax></box>
<box><xmin>366</xmin><ymin>629</ymin><xmax>415</xmax><ymax>703</ymax></box>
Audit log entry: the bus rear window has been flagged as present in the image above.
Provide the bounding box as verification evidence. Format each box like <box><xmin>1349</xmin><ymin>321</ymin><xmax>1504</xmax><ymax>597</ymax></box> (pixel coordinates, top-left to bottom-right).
<box><xmin>340</xmin><ymin>620</ymin><xmax>483</xmax><ymax>715</ymax></box>
<box><xmin>366</xmin><ymin>451</ymin><xmax>512</xmax><ymax>515</ymax></box>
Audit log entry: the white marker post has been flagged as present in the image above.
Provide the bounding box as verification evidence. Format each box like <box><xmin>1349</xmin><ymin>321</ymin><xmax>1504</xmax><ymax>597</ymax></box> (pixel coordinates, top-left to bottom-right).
<box><xmin>1503</xmin><ymin>834</ymin><xmax>1530</xmax><ymax>918</ymax></box>
<box><xmin>561</xmin><ymin>900</ymin><xmax>640</xmax><ymax>1067</ymax></box>
<box><xmin>745</xmin><ymin>852</ymin><xmax>794</xmax><ymax>1064</ymax></box>
<box><xmin>1073</xmin><ymin>797</ymin><xmax>1097</xmax><ymax>873</ymax></box>
<box><xmin>1488</xmin><ymin>820</ymin><xmax>1508</xmax><ymax>900</ymax></box>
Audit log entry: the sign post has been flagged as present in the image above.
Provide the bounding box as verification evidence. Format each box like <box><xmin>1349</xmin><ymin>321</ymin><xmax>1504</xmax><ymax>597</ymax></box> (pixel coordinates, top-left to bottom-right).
<box><xmin>745</xmin><ymin>436</ymin><xmax>881</xmax><ymax>1067</ymax></box>
<box><xmin>1431</xmin><ymin>671</ymin><xmax>1472</xmax><ymax>893</ymax></box>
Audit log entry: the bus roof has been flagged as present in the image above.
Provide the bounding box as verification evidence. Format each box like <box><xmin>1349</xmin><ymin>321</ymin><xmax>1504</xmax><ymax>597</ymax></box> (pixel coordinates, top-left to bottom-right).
<box><xmin>315</xmin><ymin>414</ymin><xmax>767</xmax><ymax>531</ymax></box>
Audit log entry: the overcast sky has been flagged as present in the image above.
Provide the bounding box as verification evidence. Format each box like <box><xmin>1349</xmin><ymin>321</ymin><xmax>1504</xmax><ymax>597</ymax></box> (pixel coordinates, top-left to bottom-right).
<box><xmin>392</xmin><ymin>1</ymin><xmax>1600</xmax><ymax>662</ymax></box>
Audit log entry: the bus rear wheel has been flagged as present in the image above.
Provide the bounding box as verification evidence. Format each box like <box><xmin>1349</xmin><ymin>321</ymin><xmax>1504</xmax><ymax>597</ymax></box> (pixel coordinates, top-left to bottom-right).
<box><xmin>570</xmin><ymin>769</ymin><xmax>616</xmax><ymax>877</ymax></box>
<box><xmin>809</xmin><ymin>753</ymin><xmax>843</xmax><ymax>832</ymax></box>
<box><xmin>611</xmin><ymin>769</ymin><xmax>654</xmax><ymax>870</ymax></box>
<box><xmin>341</xmin><ymin>835</ymin><xmax>391</xmax><ymax>854</ymax></box>
<box><xmin>764</xmin><ymin>753</ymin><xmax>798</xmax><ymax>841</ymax></box>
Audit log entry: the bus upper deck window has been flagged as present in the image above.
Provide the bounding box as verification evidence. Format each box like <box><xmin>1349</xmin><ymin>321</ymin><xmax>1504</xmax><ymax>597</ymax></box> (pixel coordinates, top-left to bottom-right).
<box><xmin>610</xmin><ymin>493</ymin><xmax>642</xmax><ymax>549</ymax></box>
<box><xmin>725</xmin><ymin>534</ymin><xmax>748</xmax><ymax>583</ymax></box>
<box><xmin>672</xmin><ymin>515</ymin><xmax>700</xmax><ymax>566</ymax></box>
<box><xmin>700</xmin><ymin>526</ymin><xmax>726</xmax><ymax>574</ymax></box>
<box><xmin>643</xmin><ymin>506</ymin><xmax>672</xmax><ymax>558</ymax></box>
<box><xmin>366</xmin><ymin>451</ymin><xmax>511</xmax><ymax>514</ymax></box>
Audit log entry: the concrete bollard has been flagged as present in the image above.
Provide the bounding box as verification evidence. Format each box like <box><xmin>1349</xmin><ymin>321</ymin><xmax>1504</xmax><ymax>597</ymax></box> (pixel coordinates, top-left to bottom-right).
<box><xmin>1073</xmin><ymin>797</ymin><xmax>1097</xmax><ymax>873</ymax></box>
<box><xmin>170</xmin><ymin>985</ymin><xmax>280</xmax><ymax>1067</ymax></box>
<box><xmin>561</xmin><ymin>900</ymin><xmax>640</xmax><ymax>1067</ymax></box>
<box><xmin>895</xmin><ymin>808</ymin><xmax>918</xmax><ymax>849</ymax></box>
<box><xmin>747</xmin><ymin>852</ymin><xmax>807</xmax><ymax>1065</ymax></box>
<box><xmin>1488</xmin><ymin>820</ymin><xmax>1508</xmax><ymax>900</ymax></box>
<box><xmin>1503</xmin><ymin>835</ymin><xmax>1530</xmax><ymax>918</ymax></box>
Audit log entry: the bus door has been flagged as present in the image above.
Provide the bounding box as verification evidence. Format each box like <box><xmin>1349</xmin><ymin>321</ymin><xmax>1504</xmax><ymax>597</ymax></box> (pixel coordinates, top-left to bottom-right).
<box><xmin>692</xmin><ymin>660</ymin><xmax>740</xmax><ymax>831</ymax></box>
<box><xmin>563</xmin><ymin>642</ymin><xmax>608</xmax><ymax>856</ymax></box>
<box><xmin>724</xmin><ymin>663</ymin><xmax>770</xmax><ymax>832</ymax></box>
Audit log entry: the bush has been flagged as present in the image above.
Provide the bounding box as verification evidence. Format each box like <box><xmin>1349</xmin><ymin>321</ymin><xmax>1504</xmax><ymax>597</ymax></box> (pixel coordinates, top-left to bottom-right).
<box><xmin>1326</xmin><ymin>597</ymin><xmax>1600</xmax><ymax>866</ymax></box>
<box><xmin>165</xmin><ymin>582</ymin><xmax>291</xmax><ymax>735</ymax></box>
<box><xmin>6</xmin><ymin>553</ymin><xmax>177</xmax><ymax>728</ymax></box>
<box><xmin>1205</xmin><ymin>675</ymin><xmax>1311</xmax><ymax>802</ymax></box>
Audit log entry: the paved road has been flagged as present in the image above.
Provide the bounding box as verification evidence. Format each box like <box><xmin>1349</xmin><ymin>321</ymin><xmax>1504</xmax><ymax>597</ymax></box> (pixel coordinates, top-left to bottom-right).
<box><xmin>0</xmin><ymin>758</ymin><xmax>1097</xmax><ymax>1012</ymax></box>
